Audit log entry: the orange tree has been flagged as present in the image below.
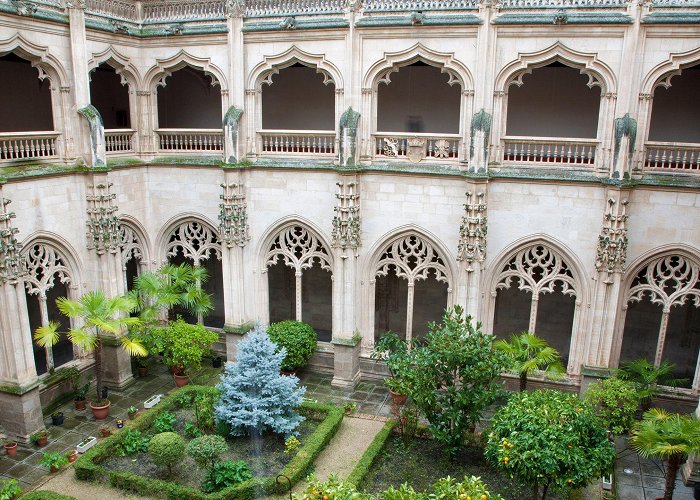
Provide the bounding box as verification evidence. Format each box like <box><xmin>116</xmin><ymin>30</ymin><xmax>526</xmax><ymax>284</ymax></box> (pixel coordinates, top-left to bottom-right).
<box><xmin>485</xmin><ymin>389</ymin><xmax>614</xmax><ymax>500</ymax></box>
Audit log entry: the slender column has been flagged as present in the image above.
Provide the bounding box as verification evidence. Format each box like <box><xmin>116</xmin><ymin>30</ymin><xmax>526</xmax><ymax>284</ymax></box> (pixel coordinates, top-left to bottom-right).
<box><xmin>66</xmin><ymin>1</ymin><xmax>92</xmax><ymax>163</ymax></box>
<box><xmin>405</xmin><ymin>283</ymin><xmax>415</xmax><ymax>342</ymax></box>
<box><xmin>295</xmin><ymin>271</ymin><xmax>303</xmax><ymax>321</ymax></box>
<box><xmin>528</xmin><ymin>296</ymin><xmax>539</xmax><ymax>333</ymax></box>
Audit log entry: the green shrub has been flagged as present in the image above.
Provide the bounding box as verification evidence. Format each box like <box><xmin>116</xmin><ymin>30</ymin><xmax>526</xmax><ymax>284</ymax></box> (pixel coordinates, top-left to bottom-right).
<box><xmin>187</xmin><ymin>434</ymin><xmax>228</xmax><ymax>472</ymax></box>
<box><xmin>149</xmin><ymin>432</ymin><xmax>186</xmax><ymax>477</ymax></box>
<box><xmin>185</xmin><ymin>421</ymin><xmax>203</xmax><ymax>438</ymax></box>
<box><xmin>267</xmin><ymin>320</ymin><xmax>317</xmax><ymax>371</ymax></box>
<box><xmin>202</xmin><ymin>459</ymin><xmax>252</xmax><ymax>493</ymax></box>
<box><xmin>0</xmin><ymin>478</ymin><xmax>21</xmax><ymax>500</ymax></box>
<box><xmin>584</xmin><ymin>377</ymin><xmax>640</xmax><ymax>436</ymax></box>
<box><xmin>153</xmin><ymin>410</ymin><xmax>177</xmax><ymax>433</ymax></box>
<box><xmin>117</xmin><ymin>428</ymin><xmax>150</xmax><ymax>456</ymax></box>
<box><xmin>39</xmin><ymin>451</ymin><xmax>69</xmax><ymax>472</ymax></box>
<box><xmin>19</xmin><ymin>492</ymin><xmax>78</xmax><ymax>500</ymax></box>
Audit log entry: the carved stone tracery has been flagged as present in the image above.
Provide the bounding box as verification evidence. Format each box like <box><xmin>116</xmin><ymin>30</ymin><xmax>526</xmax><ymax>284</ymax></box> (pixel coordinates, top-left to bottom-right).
<box><xmin>375</xmin><ymin>235</ymin><xmax>449</xmax><ymax>286</ymax></box>
<box><xmin>118</xmin><ymin>222</ymin><xmax>144</xmax><ymax>268</ymax></box>
<box><xmin>265</xmin><ymin>225</ymin><xmax>332</xmax><ymax>273</ymax></box>
<box><xmin>166</xmin><ymin>221</ymin><xmax>222</xmax><ymax>265</ymax></box>
<box><xmin>86</xmin><ymin>182</ymin><xmax>120</xmax><ymax>255</ymax></box>
<box><xmin>0</xmin><ymin>196</ymin><xmax>26</xmax><ymax>285</ymax></box>
<box><xmin>627</xmin><ymin>255</ymin><xmax>700</xmax><ymax>312</ymax></box>
<box><xmin>218</xmin><ymin>183</ymin><xmax>250</xmax><ymax>248</ymax></box>
<box><xmin>331</xmin><ymin>181</ymin><xmax>360</xmax><ymax>251</ymax></box>
<box><xmin>457</xmin><ymin>191</ymin><xmax>487</xmax><ymax>271</ymax></box>
<box><xmin>595</xmin><ymin>197</ymin><xmax>628</xmax><ymax>281</ymax></box>
<box><xmin>496</xmin><ymin>244</ymin><xmax>577</xmax><ymax>298</ymax></box>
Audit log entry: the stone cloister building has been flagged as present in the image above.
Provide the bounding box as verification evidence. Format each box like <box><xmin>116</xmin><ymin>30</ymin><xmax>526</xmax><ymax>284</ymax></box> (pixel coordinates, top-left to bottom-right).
<box><xmin>0</xmin><ymin>0</ymin><xmax>699</xmax><ymax>441</ymax></box>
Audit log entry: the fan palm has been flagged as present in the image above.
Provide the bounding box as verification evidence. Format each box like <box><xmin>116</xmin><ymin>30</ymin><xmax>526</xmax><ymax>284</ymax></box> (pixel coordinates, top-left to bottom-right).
<box><xmin>630</xmin><ymin>408</ymin><xmax>700</xmax><ymax>500</ymax></box>
<box><xmin>618</xmin><ymin>359</ymin><xmax>687</xmax><ymax>412</ymax></box>
<box><xmin>34</xmin><ymin>291</ymin><xmax>145</xmax><ymax>403</ymax></box>
<box><xmin>494</xmin><ymin>331</ymin><xmax>565</xmax><ymax>391</ymax></box>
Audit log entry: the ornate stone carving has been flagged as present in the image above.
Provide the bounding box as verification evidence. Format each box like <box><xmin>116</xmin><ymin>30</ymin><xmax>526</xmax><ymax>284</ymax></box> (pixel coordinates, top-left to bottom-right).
<box><xmin>627</xmin><ymin>255</ymin><xmax>700</xmax><ymax>311</ymax></box>
<box><xmin>553</xmin><ymin>9</ymin><xmax>568</xmax><ymax>24</ymax></box>
<box><xmin>375</xmin><ymin>235</ymin><xmax>449</xmax><ymax>286</ymax></box>
<box><xmin>279</xmin><ymin>16</ymin><xmax>297</xmax><ymax>29</ymax></box>
<box><xmin>136</xmin><ymin>90</ymin><xmax>151</xmax><ymax>96</ymax></box>
<box><xmin>469</xmin><ymin>109</ymin><xmax>491</xmax><ymax>172</ymax></box>
<box><xmin>496</xmin><ymin>244</ymin><xmax>577</xmax><ymax>298</ymax></box>
<box><xmin>86</xmin><ymin>182</ymin><xmax>120</xmax><ymax>255</ymax></box>
<box><xmin>165</xmin><ymin>23</ymin><xmax>184</xmax><ymax>35</ymax></box>
<box><xmin>225</xmin><ymin>0</ymin><xmax>244</xmax><ymax>17</ymax></box>
<box><xmin>78</xmin><ymin>105</ymin><xmax>106</xmax><ymax>167</ymax></box>
<box><xmin>0</xmin><ymin>196</ymin><xmax>26</xmax><ymax>285</ymax></box>
<box><xmin>266</xmin><ymin>225</ymin><xmax>332</xmax><ymax>273</ymax></box>
<box><xmin>406</xmin><ymin>137</ymin><xmax>425</xmax><ymax>163</ymax></box>
<box><xmin>433</xmin><ymin>139</ymin><xmax>451</xmax><ymax>159</ymax></box>
<box><xmin>65</xmin><ymin>0</ymin><xmax>86</xmax><ymax>9</ymax></box>
<box><xmin>382</xmin><ymin>138</ymin><xmax>398</xmax><ymax>157</ymax></box>
<box><xmin>223</xmin><ymin>106</ymin><xmax>243</xmax><ymax>163</ymax></box>
<box><xmin>167</xmin><ymin>221</ymin><xmax>222</xmax><ymax>264</ymax></box>
<box><xmin>595</xmin><ymin>197</ymin><xmax>628</xmax><ymax>281</ymax></box>
<box><xmin>613</xmin><ymin>113</ymin><xmax>637</xmax><ymax>177</ymax></box>
<box><xmin>11</xmin><ymin>0</ymin><xmax>37</xmax><ymax>16</ymax></box>
<box><xmin>219</xmin><ymin>183</ymin><xmax>250</xmax><ymax>248</ymax></box>
<box><xmin>457</xmin><ymin>192</ymin><xmax>487</xmax><ymax>271</ymax></box>
<box><xmin>118</xmin><ymin>222</ymin><xmax>143</xmax><ymax>268</ymax></box>
<box><xmin>331</xmin><ymin>181</ymin><xmax>360</xmax><ymax>250</ymax></box>
<box><xmin>23</xmin><ymin>244</ymin><xmax>72</xmax><ymax>299</ymax></box>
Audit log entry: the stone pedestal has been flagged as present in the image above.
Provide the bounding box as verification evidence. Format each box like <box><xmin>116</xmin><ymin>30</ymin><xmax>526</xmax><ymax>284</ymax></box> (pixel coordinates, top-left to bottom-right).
<box><xmin>224</xmin><ymin>322</ymin><xmax>255</xmax><ymax>363</ymax></box>
<box><xmin>330</xmin><ymin>340</ymin><xmax>361</xmax><ymax>389</ymax></box>
<box><xmin>578</xmin><ymin>365</ymin><xmax>615</xmax><ymax>397</ymax></box>
<box><xmin>0</xmin><ymin>386</ymin><xmax>44</xmax><ymax>442</ymax></box>
<box><xmin>100</xmin><ymin>341</ymin><xmax>135</xmax><ymax>391</ymax></box>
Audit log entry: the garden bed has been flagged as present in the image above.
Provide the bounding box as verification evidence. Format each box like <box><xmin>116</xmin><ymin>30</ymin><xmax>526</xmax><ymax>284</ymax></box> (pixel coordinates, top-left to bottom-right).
<box><xmin>75</xmin><ymin>385</ymin><xmax>344</xmax><ymax>499</ymax></box>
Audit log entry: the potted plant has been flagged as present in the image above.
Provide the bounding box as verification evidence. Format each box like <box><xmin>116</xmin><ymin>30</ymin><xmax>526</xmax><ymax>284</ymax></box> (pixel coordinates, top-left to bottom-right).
<box><xmin>65</xmin><ymin>449</ymin><xmax>79</xmax><ymax>463</ymax></box>
<box><xmin>0</xmin><ymin>478</ymin><xmax>21</xmax><ymax>500</ymax></box>
<box><xmin>40</xmin><ymin>451</ymin><xmax>69</xmax><ymax>473</ymax></box>
<box><xmin>30</xmin><ymin>430</ymin><xmax>48</xmax><ymax>448</ymax></box>
<box><xmin>33</xmin><ymin>291</ymin><xmax>146</xmax><ymax>420</ymax></box>
<box><xmin>630</xmin><ymin>408</ymin><xmax>700</xmax><ymax>500</ymax></box>
<box><xmin>136</xmin><ymin>356</ymin><xmax>149</xmax><ymax>377</ymax></box>
<box><xmin>494</xmin><ymin>331</ymin><xmax>565</xmax><ymax>391</ymax></box>
<box><xmin>266</xmin><ymin>320</ymin><xmax>318</xmax><ymax>374</ymax></box>
<box><xmin>98</xmin><ymin>427</ymin><xmax>112</xmax><ymax>438</ymax></box>
<box><xmin>3</xmin><ymin>439</ymin><xmax>17</xmax><ymax>457</ymax></box>
<box><xmin>618</xmin><ymin>359</ymin><xmax>687</xmax><ymax>413</ymax></box>
<box><xmin>51</xmin><ymin>411</ymin><xmax>64</xmax><ymax>426</ymax></box>
<box><xmin>162</xmin><ymin>319</ymin><xmax>218</xmax><ymax>387</ymax></box>
<box><xmin>127</xmin><ymin>406</ymin><xmax>138</xmax><ymax>419</ymax></box>
<box><xmin>370</xmin><ymin>331</ymin><xmax>412</xmax><ymax>405</ymax></box>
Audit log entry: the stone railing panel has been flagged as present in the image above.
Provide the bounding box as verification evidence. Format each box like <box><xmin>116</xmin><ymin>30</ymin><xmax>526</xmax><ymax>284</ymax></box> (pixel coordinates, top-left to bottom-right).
<box><xmin>142</xmin><ymin>0</ymin><xmax>225</xmax><ymax>21</ymax></box>
<box><xmin>259</xmin><ymin>130</ymin><xmax>336</xmax><ymax>155</ymax></box>
<box><xmin>373</xmin><ymin>132</ymin><xmax>462</xmax><ymax>162</ymax></box>
<box><xmin>502</xmin><ymin>136</ymin><xmax>598</xmax><ymax>166</ymax></box>
<box><xmin>105</xmin><ymin>129</ymin><xmax>135</xmax><ymax>153</ymax></box>
<box><xmin>497</xmin><ymin>0</ymin><xmax>625</xmax><ymax>7</ymax></box>
<box><xmin>85</xmin><ymin>0</ymin><xmax>138</xmax><ymax>20</ymax></box>
<box><xmin>643</xmin><ymin>141</ymin><xmax>700</xmax><ymax>173</ymax></box>
<box><xmin>156</xmin><ymin>129</ymin><xmax>224</xmax><ymax>152</ymax></box>
<box><xmin>0</xmin><ymin>132</ymin><xmax>60</xmax><ymax>161</ymax></box>
<box><xmin>363</xmin><ymin>0</ymin><xmax>478</xmax><ymax>11</ymax></box>
<box><xmin>245</xmin><ymin>0</ymin><xmax>344</xmax><ymax>17</ymax></box>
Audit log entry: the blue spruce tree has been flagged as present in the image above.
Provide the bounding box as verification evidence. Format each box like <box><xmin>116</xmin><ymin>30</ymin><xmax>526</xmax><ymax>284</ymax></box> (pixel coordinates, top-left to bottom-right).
<box><xmin>214</xmin><ymin>324</ymin><xmax>306</xmax><ymax>436</ymax></box>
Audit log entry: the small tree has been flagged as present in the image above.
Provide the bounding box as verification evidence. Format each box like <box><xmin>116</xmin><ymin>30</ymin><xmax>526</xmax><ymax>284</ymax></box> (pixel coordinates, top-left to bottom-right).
<box><xmin>485</xmin><ymin>390</ymin><xmax>615</xmax><ymax>500</ymax></box>
<box><xmin>214</xmin><ymin>324</ymin><xmax>306</xmax><ymax>436</ymax></box>
<box><xmin>405</xmin><ymin>306</ymin><xmax>507</xmax><ymax>457</ymax></box>
<box><xmin>630</xmin><ymin>408</ymin><xmax>700</xmax><ymax>500</ymax></box>
<box><xmin>149</xmin><ymin>432</ymin><xmax>185</xmax><ymax>477</ymax></box>
<box><xmin>618</xmin><ymin>359</ymin><xmax>687</xmax><ymax>413</ymax></box>
<box><xmin>495</xmin><ymin>331</ymin><xmax>565</xmax><ymax>392</ymax></box>
<box><xmin>584</xmin><ymin>377</ymin><xmax>639</xmax><ymax>436</ymax></box>
<box><xmin>267</xmin><ymin>320</ymin><xmax>317</xmax><ymax>372</ymax></box>
<box><xmin>187</xmin><ymin>435</ymin><xmax>228</xmax><ymax>476</ymax></box>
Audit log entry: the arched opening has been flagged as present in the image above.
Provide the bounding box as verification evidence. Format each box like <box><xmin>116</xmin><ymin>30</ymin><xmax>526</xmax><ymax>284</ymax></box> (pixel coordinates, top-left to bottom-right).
<box><xmin>261</xmin><ymin>63</ymin><xmax>334</xmax><ymax>130</ymax></box>
<box><xmin>377</xmin><ymin>61</ymin><xmax>460</xmax><ymax>134</ymax></box>
<box><xmin>493</xmin><ymin>286</ymin><xmax>531</xmax><ymax>338</ymax></box>
<box><xmin>0</xmin><ymin>52</ymin><xmax>53</xmax><ymax>132</ymax></box>
<box><xmin>619</xmin><ymin>254</ymin><xmax>700</xmax><ymax>388</ymax></box>
<box><xmin>26</xmin><ymin>283</ymin><xmax>73</xmax><ymax>375</ymax></box>
<box><xmin>89</xmin><ymin>64</ymin><xmax>130</xmax><ymax>129</ymax></box>
<box><xmin>648</xmin><ymin>65</ymin><xmax>700</xmax><ymax>144</ymax></box>
<box><xmin>157</xmin><ymin>66</ymin><xmax>221</xmax><ymax>128</ymax></box>
<box><xmin>265</xmin><ymin>225</ymin><xmax>333</xmax><ymax>342</ymax></box>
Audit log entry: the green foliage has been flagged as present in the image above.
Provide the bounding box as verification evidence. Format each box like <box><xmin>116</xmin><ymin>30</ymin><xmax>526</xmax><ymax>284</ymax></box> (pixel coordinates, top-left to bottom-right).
<box><xmin>284</xmin><ymin>436</ymin><xmax>301</xmax><ymax>455</ymax></box>
<box><xmin>159</xmin><ymin>319</ymin><xmax>219</xmax><ymax>373</ymax></box>
<box><xmin>117</xmin><ymin>429</ymin><xmax>150</xmax><ymax>456</ymax></box>
<box><xmin>485</xmin><ymin>389</ymin><xmax>615</xmax><ymax>499</ymax></box>
<box><xmin>193</xmin><ymin>392</ymin><xmax>216</xmax><ymax>432</ymax></box>
<box><xmin>630</xmin><ymin>408</ymin><xmax>700</xmax><ymax>500</ymax></box>
<box><xmin>267</xmin><ymin>320</ymin><xmax>318</xmax><ymax>371</ymax></box>
<box><xmin>584</xmin><ymin>377</ymin><xmax>640</xmax><ymax>436</ymax></box>
<box><xmin>403</xmin><ymin>306</ymin><xmax>507</xmax><ymax>457</ymax></box>
<box><xmin>430</xmin><ymin>475</ymin><xmax>505</xmax><ymax>499</ymax></box>
<box><xmin>40</xmin><ymin>451</ymin><xmax>70</xmax><ymax>471</ymax></box>
<box><xmin>30</xmin><ymin>430</ymin><xmax>48</xmax><ymax>443</ymax></box>
<box><xmin>202</xmin><ymin>459</ymin><xmax>253</xmax><ymax>493</ymax></box>
<box><xmin>153</xmin><ymin>410</ymin><xmax>177</xmax><ymax>433</ymax></box>
<box><xmin>0</xmin><ymin>478</ymin><xmax>21</xmax><ymax>500</ymax></box>
<box><xmin>148</xmin><ymin>432</ymin><xmax>186</xmax><ymax>477</ymax></box>
<box><xmin>296</xmin><ymin>474</ymin><xmax>372</xmax><ymax>500</ymax></box>
<box><xmin>346</xmin><ymin>420</ymin><xmax>397</xmax><ymax>488</ymax></box>
<box><xmin>494</xmin><ymin>331</ymin><xmax>565</xmax><ymax>391</ymax></box>
<box><xmin>17</xmin><ymin>492</ymin><xmax>78</xmax><ymax>500</ymax></box>
<box><xmin>186</xmin><ymin>434</ymin><xmax>229</xmax><ymax>472</ymax></box>
<box><xmin>370</xmin><ymin>331</ymin><xmax>412</xmax><ymax>395</ymax></box>
<box><xmin>618</xmin><ymin>359</ymin><xmax>687</xmax><ymax>411</ymax></box>
<box><xmin>184</xmin><ymin>421</ymin><xmax>203</xmax><ymax>438</ymax></box>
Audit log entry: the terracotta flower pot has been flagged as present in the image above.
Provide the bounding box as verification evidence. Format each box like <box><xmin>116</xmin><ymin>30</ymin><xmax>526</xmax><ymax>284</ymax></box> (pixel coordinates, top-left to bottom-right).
<box><xmin>35</xmin><ymin>436</ymin><xmax>48</xmax><ymax>447</ymax></box>
<box><xmin>67</xmin><ymin>450</ymin><xmax>78</xmax><ymax>463</ymax></box>
<box><xmin>74</xmin><ymin>399</ymin><xmax>86</xmax><ymax>411</ymax></box>
<box><xmin>3</xmin><ymin>442</ymin><xmax>17</xmax><ymax>456</ymax></box>
<box><xmin>173</xmin><ymin>373</ymin><xmax>189</xmax><ymax>387</ymax></box>
<box><xmin>50</xmin><ymin>464</ymin><xmax>59</xmax><ymax>473</ymax></box>
<box><xmin>99</xmin><ymin>428</ymin><xmax>112</xmax><ymax>438</ymax></box>
<box><xmin>389</xmin><ymin>389</ymin><xmax>407</xmax><ymax>406</ymax></box>
<box><xmin>138</xmin><ymin>366</ymin><xmax>148</xmax><ymax>377</ymax></box>
<box><xmin>90</xmin><ymin>400</ymin><xmax>111</xmax><ymax>420</ymax></box>
<box><xmin>128</xmin><ymin>411</ymin><xmax>137</xmax><ymax>420</ymax></box>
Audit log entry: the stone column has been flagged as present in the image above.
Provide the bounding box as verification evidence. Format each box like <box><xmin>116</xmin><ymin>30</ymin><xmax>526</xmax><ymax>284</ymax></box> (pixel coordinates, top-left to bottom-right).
<box><xmin>330</xmin><ymin>177</ymin><xmax>361</xmax><ymax>389</ymax></box>
<box><xmin>85</xmin><ymin>175</ymin><xmax>134</xmax><ymax>389</ymax></box>
<box><xmin>0</xmin><ymin>189</ymin><xmax>44</xmax><ymax>441</ymax></box>
<box><xmin>456</xmin><ymin>186</ymin><xmax>488</xmax><ymax>319</ymax></box>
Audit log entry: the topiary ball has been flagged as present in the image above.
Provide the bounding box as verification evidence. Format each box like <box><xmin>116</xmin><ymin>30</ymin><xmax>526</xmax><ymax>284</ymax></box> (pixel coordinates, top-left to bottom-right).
<box><xmin>148</xmin><ymin>432</ymin><xmax>185</xmax><ymax>475</ymax></box>
<box><xmin>266</xmin><ymin>320</ymin><xmax>317</xmax><ymax>371</ymax></box>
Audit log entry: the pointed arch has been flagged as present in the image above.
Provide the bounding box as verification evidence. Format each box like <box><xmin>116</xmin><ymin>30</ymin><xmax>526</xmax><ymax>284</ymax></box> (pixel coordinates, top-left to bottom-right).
<box><xmin>144</xmin><ymin>50</ymin><xmax>228</xmax><ymax>91</ymax></box>
<box><xmin>88</xmin><ymin>46</ymin><xmax>142</xmax><ymax>89</ymax></box>
<box><xmin>20</xmin><ymin>233</ymin><xmax>84</xmax><ymax>294</ymax></box>
<box><xmin>495</xmin><ymin>42</ymin><xmax>616</xmax><ymax>94</ymax></box>
<box><xmin>247</xmin><ymin>46</ymin><xmax>344</xmax><ymax>91</ymax></box>
<box><xmin>641</xmin><ymin>46</ymin><xmax>700</xmax><ymax>95</ymax></box>
<box><xmin>0</xmin><ymin>33</ymin><xmax>69</xmax><ymax>87</ymax></box>
<box><xmin>363</xmin><ymin>42</ymin><xmax>472</xmax><ymax>91</ymax></box>
<box><xmin>118</xmin><ymin>215</ymin><xmax>151</xmax><ymax>267</ymax></box>
<box><xmin>155</xmin><ymin>213</ymin><xmax>221</xmax><ymax>266</ymax></box>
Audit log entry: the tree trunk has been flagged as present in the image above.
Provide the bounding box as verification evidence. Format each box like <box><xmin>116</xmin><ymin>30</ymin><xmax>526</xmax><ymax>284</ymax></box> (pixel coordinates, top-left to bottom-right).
<box><xmin>540</xmin><ymin>482</ymin><xmax>550</xmax><ymax>500</ymax></box>
<box><xmin>532</xmin><ymin>483</ymin><xmax>539</xmax><ymax>500</ymax></box>
<box><xmin>664</xmin><ymin>455</ymin><xmax>683</xmax><ymax>500</ymax></box>
<box><xmin>94</xmin><ymin>342</ymin><xmax>103</xmax><ymax>403</ymax></box>
<box><xmin>520</xmin><ymin>372</ymin><xmax>528</xmax><ymax>392</ymax></box>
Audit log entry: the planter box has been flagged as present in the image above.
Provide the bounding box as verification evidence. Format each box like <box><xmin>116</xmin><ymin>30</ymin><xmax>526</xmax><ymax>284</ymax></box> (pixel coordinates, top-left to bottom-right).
<box><xmin>602</xmin><ymin>474</ymin><xmax>613</xmax><ymax>491</ymax></box>
<box><xmin>76</xmin><ymin>436</ymin><xmax>97</xmax><ymax>454</ymax></box>
<box><xmin>143</xmin><ymin>394</ymin><xmax>162</xmax><ymax>409</ymax></box>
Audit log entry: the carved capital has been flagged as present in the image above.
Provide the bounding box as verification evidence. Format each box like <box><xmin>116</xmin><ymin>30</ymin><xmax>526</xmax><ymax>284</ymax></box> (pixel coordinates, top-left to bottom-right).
<box><xmin>59</xmin><ymin>86</ymin><xmax>71</xmax><ymax>93</ymax></box>
<box><xmin>225</xmin><ymin>0</ymin><xmax>244</xmax><ymax>17</ymax></box>
<box><xmin>0</xmin><ymin>196</ymin><xmax>26</xmax><ymax>285</ymax></box>
<box><xmin>457</xmin><ymin>191</ymin><xmax>487</xmax><ymax>271</ymax></box>
<box><xmin>86</xmin><ymin>182</ymin><xmax>120</xmax><ymax>255</ymax></box>
<box><xmin>595</xmin><ymin>197</ymin><xmax>629</xmax><ymax>277</ymax></box>
<box><xmin>219</xmin><ymin>183</ymin><xmax>250</xmax><ymax>248</ymax></box>
<box><xmin>136</xmin><ymin>90</ymin><xmax>151</xmax><ymax>96</ymax></box>
<box><xmin>331</xmin><ymin>180</ymin><xmax>361</xmax><ymax>250</ymax></box>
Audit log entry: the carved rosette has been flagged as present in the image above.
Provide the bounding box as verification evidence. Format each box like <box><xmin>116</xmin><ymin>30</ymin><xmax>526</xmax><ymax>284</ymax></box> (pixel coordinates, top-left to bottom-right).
<box><xmin>496</xmin><ymin>244</ymin><xmax>577</xmax><ymax>299</ymax></box>
<box><xmin>219</xmin><ymin>183</ymin><xmax>250</xmax><ymax>248</ymax></box>
<box><xmin>265</xmin><ymin>225</ymin><xmax>332</xmax><ymax>273</ymax></box>
<box><xmin>86</xmin><ymin>182</ymin><xmax>120</xmax><ymax>255</ymax></box>
<box><xmin>595</xmin><ymin>198</ymin><xmax>629</xmax><ymax>281</ymax></box>
<box><xmin>457</xmin><ymin>191</ymin><xmax>487</xmax><ymax>271</ymax></box>
<box><xmin>331</xmin><ymin>181</ymin><xmax>360</xmax><ymax>251</ymax></box>
<box><xmin>0</xmin><ymin>196</ymin><xmax>26</xmax><ymax>285</ymax></box>
<box><xmin>167</xmin><ymin>221</ymin><xmax>222</xmax><ymax>265</ymax></box>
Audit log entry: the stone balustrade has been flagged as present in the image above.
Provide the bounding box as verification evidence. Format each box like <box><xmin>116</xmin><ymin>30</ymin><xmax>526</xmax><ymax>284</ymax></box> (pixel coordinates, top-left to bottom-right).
<box><xmin>156</xmin><ymin>128</ymin><xmax>224</xmax><ymax>152</ymax></box>
<box><xmin>497</xmin><ymin>0</ymin><xmax>624</xmax><ymax>7</ymax></box>
<box><xmin>105</xmin><ymin>129</ymin><xmax>136</xmax><ymax>153</ymax></box>
<box><xmin>244</xmin><ymin>0</ymin><xmax>344</xmax><ymax>17</ymax></box>
<box><xmin>258</xmin><ymin>130</ymin><xmax>337</xmax><ymax>155</ymax></box>
<box><xmin>85</xmin><ymin>0</ymin><xmax>138</xmax><ymax>20</ymax></box>
<box><xmin>0</xmin><ymin>132</ymin><xmax>60</xmax><ymax>162</ymax></box>
<box><xmin>141</xmin><ymin>0</ymin><xmax>224</xmax><ymax>22</ymax></box>
<box><xmin>501</xmin><ymin>136</ymin><xmax>598</xmax><ymax>167</ymax></box>
<box><xmin>643</xmin><ymin>141</ymin><xmax>700</xmax><ymax>173</ymax></box>
<box><xmin>373</xmin><ymin>132</ymin><xmax>462</xmax><ymax>162</ymax></box>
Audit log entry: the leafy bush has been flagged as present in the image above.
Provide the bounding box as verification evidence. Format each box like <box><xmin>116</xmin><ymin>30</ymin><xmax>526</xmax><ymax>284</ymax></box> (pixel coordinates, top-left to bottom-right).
<box><xmin>215</xmin><ymin>324</ymin><xmax>306</xmax><ymax>436</ymax></box>
<box><xmin>193</xmin><ymin>392</ymin><xmax>216</xmax><ymax>432</ymax></box>
<box><xmin>40</xmin><ymin>451</ymin><xmax>69</xmax><ymax>471</ymax></box>
<box><xmin>0</xmin><ymin>478</ymin><xmax>21</xmax><ymax>500</ymax></box>
<box><xmin>184</xmin><ymin>421</ymin><xmax>203</xmax><ymax>438</ymax></box>
<box><xmin>117</xmin><ymin>429</ymin><xmax>150</xmax><ymax>456</ymax></box>
<box><xmin>19</xmin><ymin>492</ymin><xmax>78</xmax><ymax>500</ymax></box>
<box><xmin>202</xmin><ymin>459</ymin><xmax>253</xmax><ymax>493</ymax></box>
<box><xmin>186</xmin><ymin>434</ymin><xmax>228</xmax><ymax>472</ymax></box>
<box><xmin>148</xmin><ymin>432</ymin><xmax>185</xmax><ymax>477</ymax></box>
<box><xmin>584</xmin><ymin>377</ymin><xmax>639</xmax><ymax>436</ymax></box>
<box><xmin>153</xmin><ymin>411</ymin><xmax>177</xmax><ymax>433</ymax></box>
<box><xmin>160</xmin><ymin>319</ymin><xmax>219</xmax><ymax>374</ymax></box>
<box><xmin>485</xmin><ymin>389</ymin><xmax>615</xmax><ymax>500</ymax></box>
<box><xmin>267</xmin><ymin>320</ymin><xmax>317</xmax><ymax>371</ymax></box>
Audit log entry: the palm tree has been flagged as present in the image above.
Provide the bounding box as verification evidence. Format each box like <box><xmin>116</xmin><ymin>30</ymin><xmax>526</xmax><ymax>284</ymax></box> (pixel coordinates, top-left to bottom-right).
<box><xmin>494</xmin><ymin>331</ymin><xmax>565</xmax><ymax>391</ymax></box>
<box><xmin>630</xmin><ymin>408</ymin><xmax>700</xmax><ymax>500</ymax></box>
<box><xmin>34</xmin><ymin>291</ymin><xmax>146</xmax><ymax>405</ymax></box>
<box><xmin>618</xmin><ymin>359</ymin><xmax>687</xmax><ymax>413</ymax></box>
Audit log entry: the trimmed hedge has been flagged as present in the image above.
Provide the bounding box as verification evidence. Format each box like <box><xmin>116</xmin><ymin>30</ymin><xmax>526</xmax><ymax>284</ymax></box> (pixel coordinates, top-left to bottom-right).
<box><xmin>21</xmin><ymin>492</ymin><xmax>78</xmax><ymax>500</ymax></box>
<box><xmin>75</xmin><ymin>385</ymin><xmax>344</xmax><ymax>499</ymax></box>
<box><xmin>346</xmin><ymin>419</ymin><xmax>397</xmax><ymax>488</ymax></box>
